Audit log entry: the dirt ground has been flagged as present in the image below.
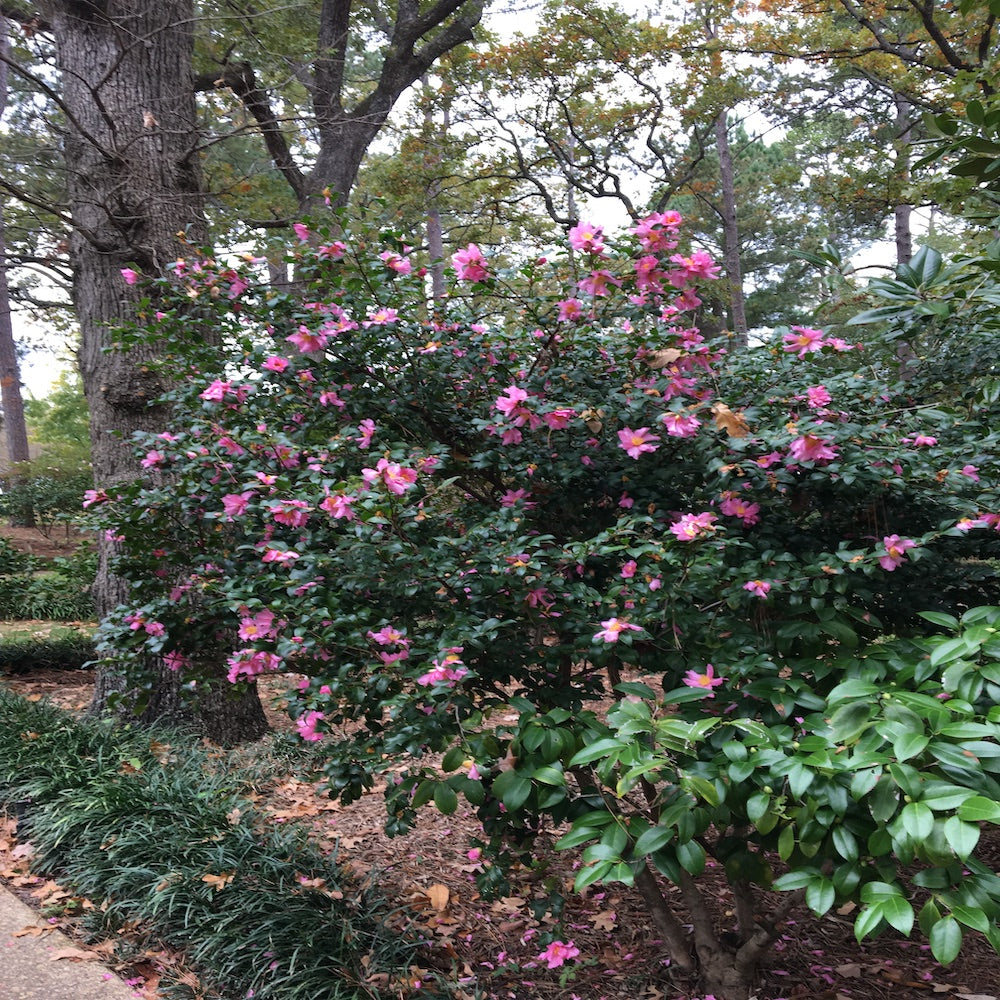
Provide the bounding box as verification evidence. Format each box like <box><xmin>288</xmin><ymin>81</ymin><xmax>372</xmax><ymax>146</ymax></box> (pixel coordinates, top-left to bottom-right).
<box><xmin>0</xmin><ymin>522</ymin><xmax>997</xmax><ymax>999</ymax></box>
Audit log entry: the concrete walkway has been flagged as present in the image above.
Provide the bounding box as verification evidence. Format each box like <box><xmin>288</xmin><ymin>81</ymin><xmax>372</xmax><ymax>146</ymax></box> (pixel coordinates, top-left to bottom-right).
<box><xmin>0</xmin><ymin>884</ymin><xmax>137</xmax><ymax>1000</ymax></box>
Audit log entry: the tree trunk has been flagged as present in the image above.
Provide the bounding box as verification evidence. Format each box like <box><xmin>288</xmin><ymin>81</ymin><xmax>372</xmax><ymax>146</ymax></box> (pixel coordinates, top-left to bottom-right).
<box><xmin>47</xmin><ymin>1</ymin><xmax>266</xmax><ymax>741</ymax></box>
<box><xmin>714</xmin><ymin>111</ymin><xmax>748</xmax><ymax>348</ymax></box>
<box><xmin>0</xmin><ymin>25</ymin><xmax>31</xmax><ymax>482</ymax></box>
<box><xmin>893</xmin><ymin>93</ymin><xmax>914</xmax><ymax>266</ymax></box>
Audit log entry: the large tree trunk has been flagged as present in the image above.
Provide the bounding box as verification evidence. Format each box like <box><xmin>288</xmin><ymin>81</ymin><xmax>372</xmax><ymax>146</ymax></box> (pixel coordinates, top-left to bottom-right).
<box><xmin>0</xmin><ymin>25</ymin><xmax>31</xmax><ymax>480</ymax></box>
<box><xmin>47</xmin><ymin>1</ymin><xmax>266</xmax><ymax>742</ymax></box>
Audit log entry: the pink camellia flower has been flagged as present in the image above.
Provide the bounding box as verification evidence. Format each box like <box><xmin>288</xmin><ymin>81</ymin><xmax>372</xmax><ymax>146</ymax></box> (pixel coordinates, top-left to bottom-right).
<box><xmin>239</xmin><ymin>609</ymin><xmax>278</xmax><ymax>641</ymax></box>
<box><xmin>668</xmin><ymin>250</ymin><xmax>720</xmax><ymax>284</ymax></box>
<box><xmin>417</xmin><ymin>648</ymin><xmax>468</xmax><ymax>687</ymax></box>
<box><xmin>501</xmin><ymin>488</ymin><xmax>532</xmax><ymax>507</ymax></box>
<box><xmin>557</xmin><ymin>297</ymin><xmax>584</xmax><ymax>321</ymax></box>
<box><xmin>617</xmin><ymin>426</ymin><xmax>661</xmax><ymax>459</ymax></box>
<box><xmin>285</xmin><ymin>326</ymin><xmax>329</xmax><ymax>353</ymax></box>
<box><xmin>262</xmin><ymin>355</ymin><xmax>290</xmax><ymax>373</ymax></box>
<box><xmin>451</xmin><ymin>243</ymin><xmax>488</xmax><ymax>282</ymax></box>
<box><xmin>537</xmin><ymin>940</ymin><xmax>580</xmax><ymax>970</ymax></box>
<box><xmin>140</xmin><ymin>450</ymin><xmax>166</xmax><ymax>469</ymax></box>
<box><xmin>221</xmin><ymin>491</ymin><xmax>254</xmax><ymax>520</ymax></box>
<box><xmin>743</xmin><ymin>579</ymin><xmax>772</xmax><ymax>598</ymax></box>
<box><xmin>543</xmin><ymin>407</ymin><xmax>577</xmax><ymax>430</ymax></box>
<box><xmin>320</xmin><ymin>493</ymin><xmax>356</xmax><ymax>520</ymax></box>
<box><xmin>317</xmin><ymin>240</ymin><xmax>346</xmax><ymax>260</ymax></box>
<box><xmin>82</xmin><ymin>488</ymin><xmax>110</xmax><ymax>508</ymax></box>
<box><xmin>660</xmin><ymin>411</ymin><xmax>701</xmax><ymax>438</ymax></box>
<box><xmin>363</xmin><ymin>306</ymin><xmax>399</xmax><ymax>327</ymax></box>
<box><xmin>719</xmin><ymin>495</ymin><xmax>760</xmax><ymax>526</ymax></box>
<box><xmin>362</xmin><ymin>457</ymin><xmax>418</xmax><ymax>495</ymax></box>
<box><xmin>495</xmin><ymin>386</ymin><xmax>531</xmax><ymax>424</ymax></box>
<box><xmin>669</xmin><ymin>511</ymin><xmax>718</xmax><ymax>541</ymax></box>
<box><xmin>789</xmin><ymin>435</ymin><xmax>838</xmax><ymax>463</ymax></box>
<box><xmin>880</xmin><ymin>534</ymin><xmax>917</xmax><ymax>571</ymax></box>
<box><xmin>621</xmin><ymin>560</ymin><xmax>637</xmax><ymax>579</ymax></box>
<box><xmin>226</xmin><ymin>648</ymin><xmax>284</xmax><ymax>683</ymax></box>
<box><xmin>910</xmin><ymin>434</ymin><xmax>938</xmax><ymax>447</ymax></box>
<box><xmin>805</xmin><ymin>385</ymin><xmax>832</xmax><ymax>409</ymax></box>
<box><xmin>261</xmin><ymin>547</ymin><xmax>299</xmax><ymax>564</ymax></box>
<box><xmin>120</xmin><ymin>267</ymin><xmax>139</xmax><ymax>285</ymax></box>
<box><xmin>296</xmin><ymin>710</ymin><xmax>326</xmax><ymax>742</ymax></box>
<box><xmin>578</xmin><ymin>269</ymin><xmax>621</xmax><ymax>297</ymax></box>
<box><xmin>200</xmin><ymin>379</ymin><xmax>233</xmax><ymax>402</ymax></box>
<box><xmin>268</xmin><ymin>499</ymin><xmax>311</xmax><ymax>527</ymax></box>
<box><xmin>783</xmin><ymin>325</ymin><xmax>825</xmax><ymax>358</ymax></box>
<box><xmin>568</xmin><ymin>221</ymin><xmax>605</xmax><ymax>255</ymax></box>
<box><xmin>356</xmin><ymin>418</ymin><xmax>376</xmax><ymax>448</ymax></box>
<box><xmin>756</xmin><ymin>451</ymin><xmax>783</xmax><ymax>469</ymax></box>
<box><xmin>593</xmin><ymin>617</ymin><xmax>643</xmax><ymax>643</ymax></box>
<box><xmin>368</xmin><ymin>625</ymin><xmax>409</xmax><ymax>647</ymax></box>
<box><xmin>632</xmin><ymin>210</ymin><xmax>682</xmax><ymax>252</ymax></box>
<box><xmin>163</xmin><ymin>651</ymin><xmax>190</xmax><ymax>672</ymax></box>
<box><xmin>959</xmin><ymin>464</ymin><xmax>980</xmax><ymax>481</ymax></box>
<box><xmin>683</xmin><ymin>663</ymin><xmax>724</xmax><ymax>695</ymax></box>
<box><xmin>292</xmin><ymin>222</ymin><xmax>310</xmax><ymax>242</ymax></box>
<box><xmin>378</xmin><ymin>250</ymin><xmax>412</xmax><ymax>274</ymax></box>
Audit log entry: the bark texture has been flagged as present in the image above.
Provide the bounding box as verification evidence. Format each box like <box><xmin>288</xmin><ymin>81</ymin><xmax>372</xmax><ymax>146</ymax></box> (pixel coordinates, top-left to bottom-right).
<box><xmin>0</xmin><ymin>25</ymin><xmax>31</xmax><ymax>475</ymax></box>
<box><xmin>45</xmin><ymin>0</ymin><xmax>266</xmax><ymax>741</ymax></box>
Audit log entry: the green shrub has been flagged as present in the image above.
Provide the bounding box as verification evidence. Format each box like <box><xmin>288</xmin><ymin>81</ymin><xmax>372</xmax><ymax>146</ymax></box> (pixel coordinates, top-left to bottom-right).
<box><xmin>0</xmin><ymin>469</ymin><xmax>92</xmax><ymax>537</ymax></box>
<box><xmin>0</xmin><ymin>630</ymin><xmax>96</xmax><ymax>673</ymax></box>
<box><xmin>0</xmin><ymin>691</ymin><xmax>414</xmax><ymax>1000</ymax></box>
<box><xmin>0</xmin><ymin>546</ymin><xmax>96</xmax><ymax>622</ymax></box>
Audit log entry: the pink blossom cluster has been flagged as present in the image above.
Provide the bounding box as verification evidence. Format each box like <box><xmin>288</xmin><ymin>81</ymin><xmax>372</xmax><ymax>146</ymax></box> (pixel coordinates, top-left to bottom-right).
<box><xmin>368</xmin><ymin>625</ymin><xmax>411</xmax><ymax>666</ymax></box>
<box><xmin>226</xmin><ymin>648</ymin><xmax>284</xmax><ymax>683</ymax></box>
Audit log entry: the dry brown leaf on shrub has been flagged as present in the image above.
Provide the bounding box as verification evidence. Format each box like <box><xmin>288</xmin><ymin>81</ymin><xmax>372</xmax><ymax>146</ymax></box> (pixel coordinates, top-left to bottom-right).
<box><xmin>712</xmin><ymin>402</ymin><xmax>749</xmax><ymax>438</ymax></box>
<box><xmin>644</xmin><ymin>348</ymin><xmax>683</xmax><ymax>369</ymax></box>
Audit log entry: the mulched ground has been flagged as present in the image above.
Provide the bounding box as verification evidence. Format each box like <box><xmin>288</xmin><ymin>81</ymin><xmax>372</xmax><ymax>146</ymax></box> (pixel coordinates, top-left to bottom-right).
<box><xmin>1</xmin><ymin>666</ymin><xmax>998</xmax><ymax>1000</ymax></box>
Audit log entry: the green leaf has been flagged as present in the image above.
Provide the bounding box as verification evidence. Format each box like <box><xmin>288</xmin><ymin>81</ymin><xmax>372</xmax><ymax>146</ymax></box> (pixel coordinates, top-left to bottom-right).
<box><xmin>829</xmin><ymin>701</ymin><xmax>874</xmax><ymax>744</ymax></box>
<box><xmin>900</xmin><ymin>801</ymin><xmax>934</xmax><ymax>841</ymax></box>
<box><xmin>806</xmin><ymin>877</ymin><xmax>835</xmax><ymax>916</ymax></box>
<box><xmin>574</xmin><ymin>860</ymin><xmax>613</xmax><ymax>892</ymax></box>
<box><xmin>676</xmin><ymin>839</ymin><xmax>706</xmax><ymax>875</ymax></box>
<box><xmin>747</xmin><ymin>791</ymin><xmax>771</xmax><ymax>823</ymax></box>
<box><xmin>958</xmin><ymin>795</ymin><xmax>1000</xmax><ymax>823</ymax></box>
<box><xmin>777</xmin><ymin>823</ymin><xmax>795</xmax><ymax>861</ymax></box>
<box><xmin>531</xmin><ymin>765</ymin><xmax>565</xmax><ymax>786</ymax></box>
<box><xmin>434</xmin><ymin>782</ymin><xmax>458</xmax><ymax>815</ymax></box>
<box><xmin>854</xmin><ymin>904</ymin><xmax>885</xmax><ymax>942</ymax></box>
<box><xmin>917</xmin><ymin>611</ymin><xmax>959</xmax><ymax>629</ymax></box>
<box><xmin>929</xmin><ymin>916</ymin><xmax>963</xmax><ymax>965</ymax></box>
<box><xmin>832</xmin><ymin>825</ymin><xmax>859</xmax><ymax>862</ymax></box>
<box><xmin>943</xmin><ymin>816</ymin><xmax>980</xmax><ymax>859</ymax></box>
<box><xmin>950</xmin><ymin>905</ymin><xmax>990</xmax><ymax>933</ymax></box>
<box><xmin>568</xmin><ymin>738</ymin><xmax>625</xmax><ymax>766</ymax></box>
<box><xmin>893</xmin><ymin>732</ymin><xmax>929</xmax><ymax>762</ymax></box>
<box><xmin>492</xmin><ymin>770</ymin><xmax>532</xmax><ymax>811</ymax></box>
<box><xmin>632</xmin><ymin>825</ymin><xmax>674</xmax><ymax>858</ymax></box>
<box><xmin>682</xmin><ymin>775</ymin><xmax>720</xmax><ymax>806</ymax></box>
<box><xmin>881</xmin><ymin>896</ymin><xmax>914</xmax><ymax>935</ymax></box>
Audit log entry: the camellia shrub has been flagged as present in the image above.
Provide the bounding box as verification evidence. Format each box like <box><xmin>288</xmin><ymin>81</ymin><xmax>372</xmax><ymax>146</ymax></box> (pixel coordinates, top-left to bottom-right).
<box><xmin>91</xmin><ymin>212</ymin><xmax>1000</xmax><ymax>1000</ymax></box>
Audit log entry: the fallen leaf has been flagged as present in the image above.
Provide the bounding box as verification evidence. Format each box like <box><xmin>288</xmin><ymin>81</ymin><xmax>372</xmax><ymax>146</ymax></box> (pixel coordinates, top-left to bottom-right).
<box><xmin>201</xmin><ymin>871</ymin><xmax>234</xmax><ymax>891</ymax></box>
<box><xmin>13</xmin><ymin>925</ymin><xmax>49</xmax><ymax>937</ymax></box>
<box><xmin>590</xmin><ymin>909</ymin><xmax>617</xmax><ymax>931</ymax></box>
<box><xmin>51</xmin><ymin>947</ymin><xmax>100</xmax><ymax>961</ymax></box>
<box><xmin>425</xmin><ymin>884</ymin><xmax>450</xmax><ymax>911</ymax></box>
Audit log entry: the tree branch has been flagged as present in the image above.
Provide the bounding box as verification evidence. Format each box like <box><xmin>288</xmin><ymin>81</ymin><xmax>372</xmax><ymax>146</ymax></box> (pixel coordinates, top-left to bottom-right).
<box><xmin>195</xmin><ymin>62</ymin><xmax>306</xmax><ymax>202</ymax></box>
